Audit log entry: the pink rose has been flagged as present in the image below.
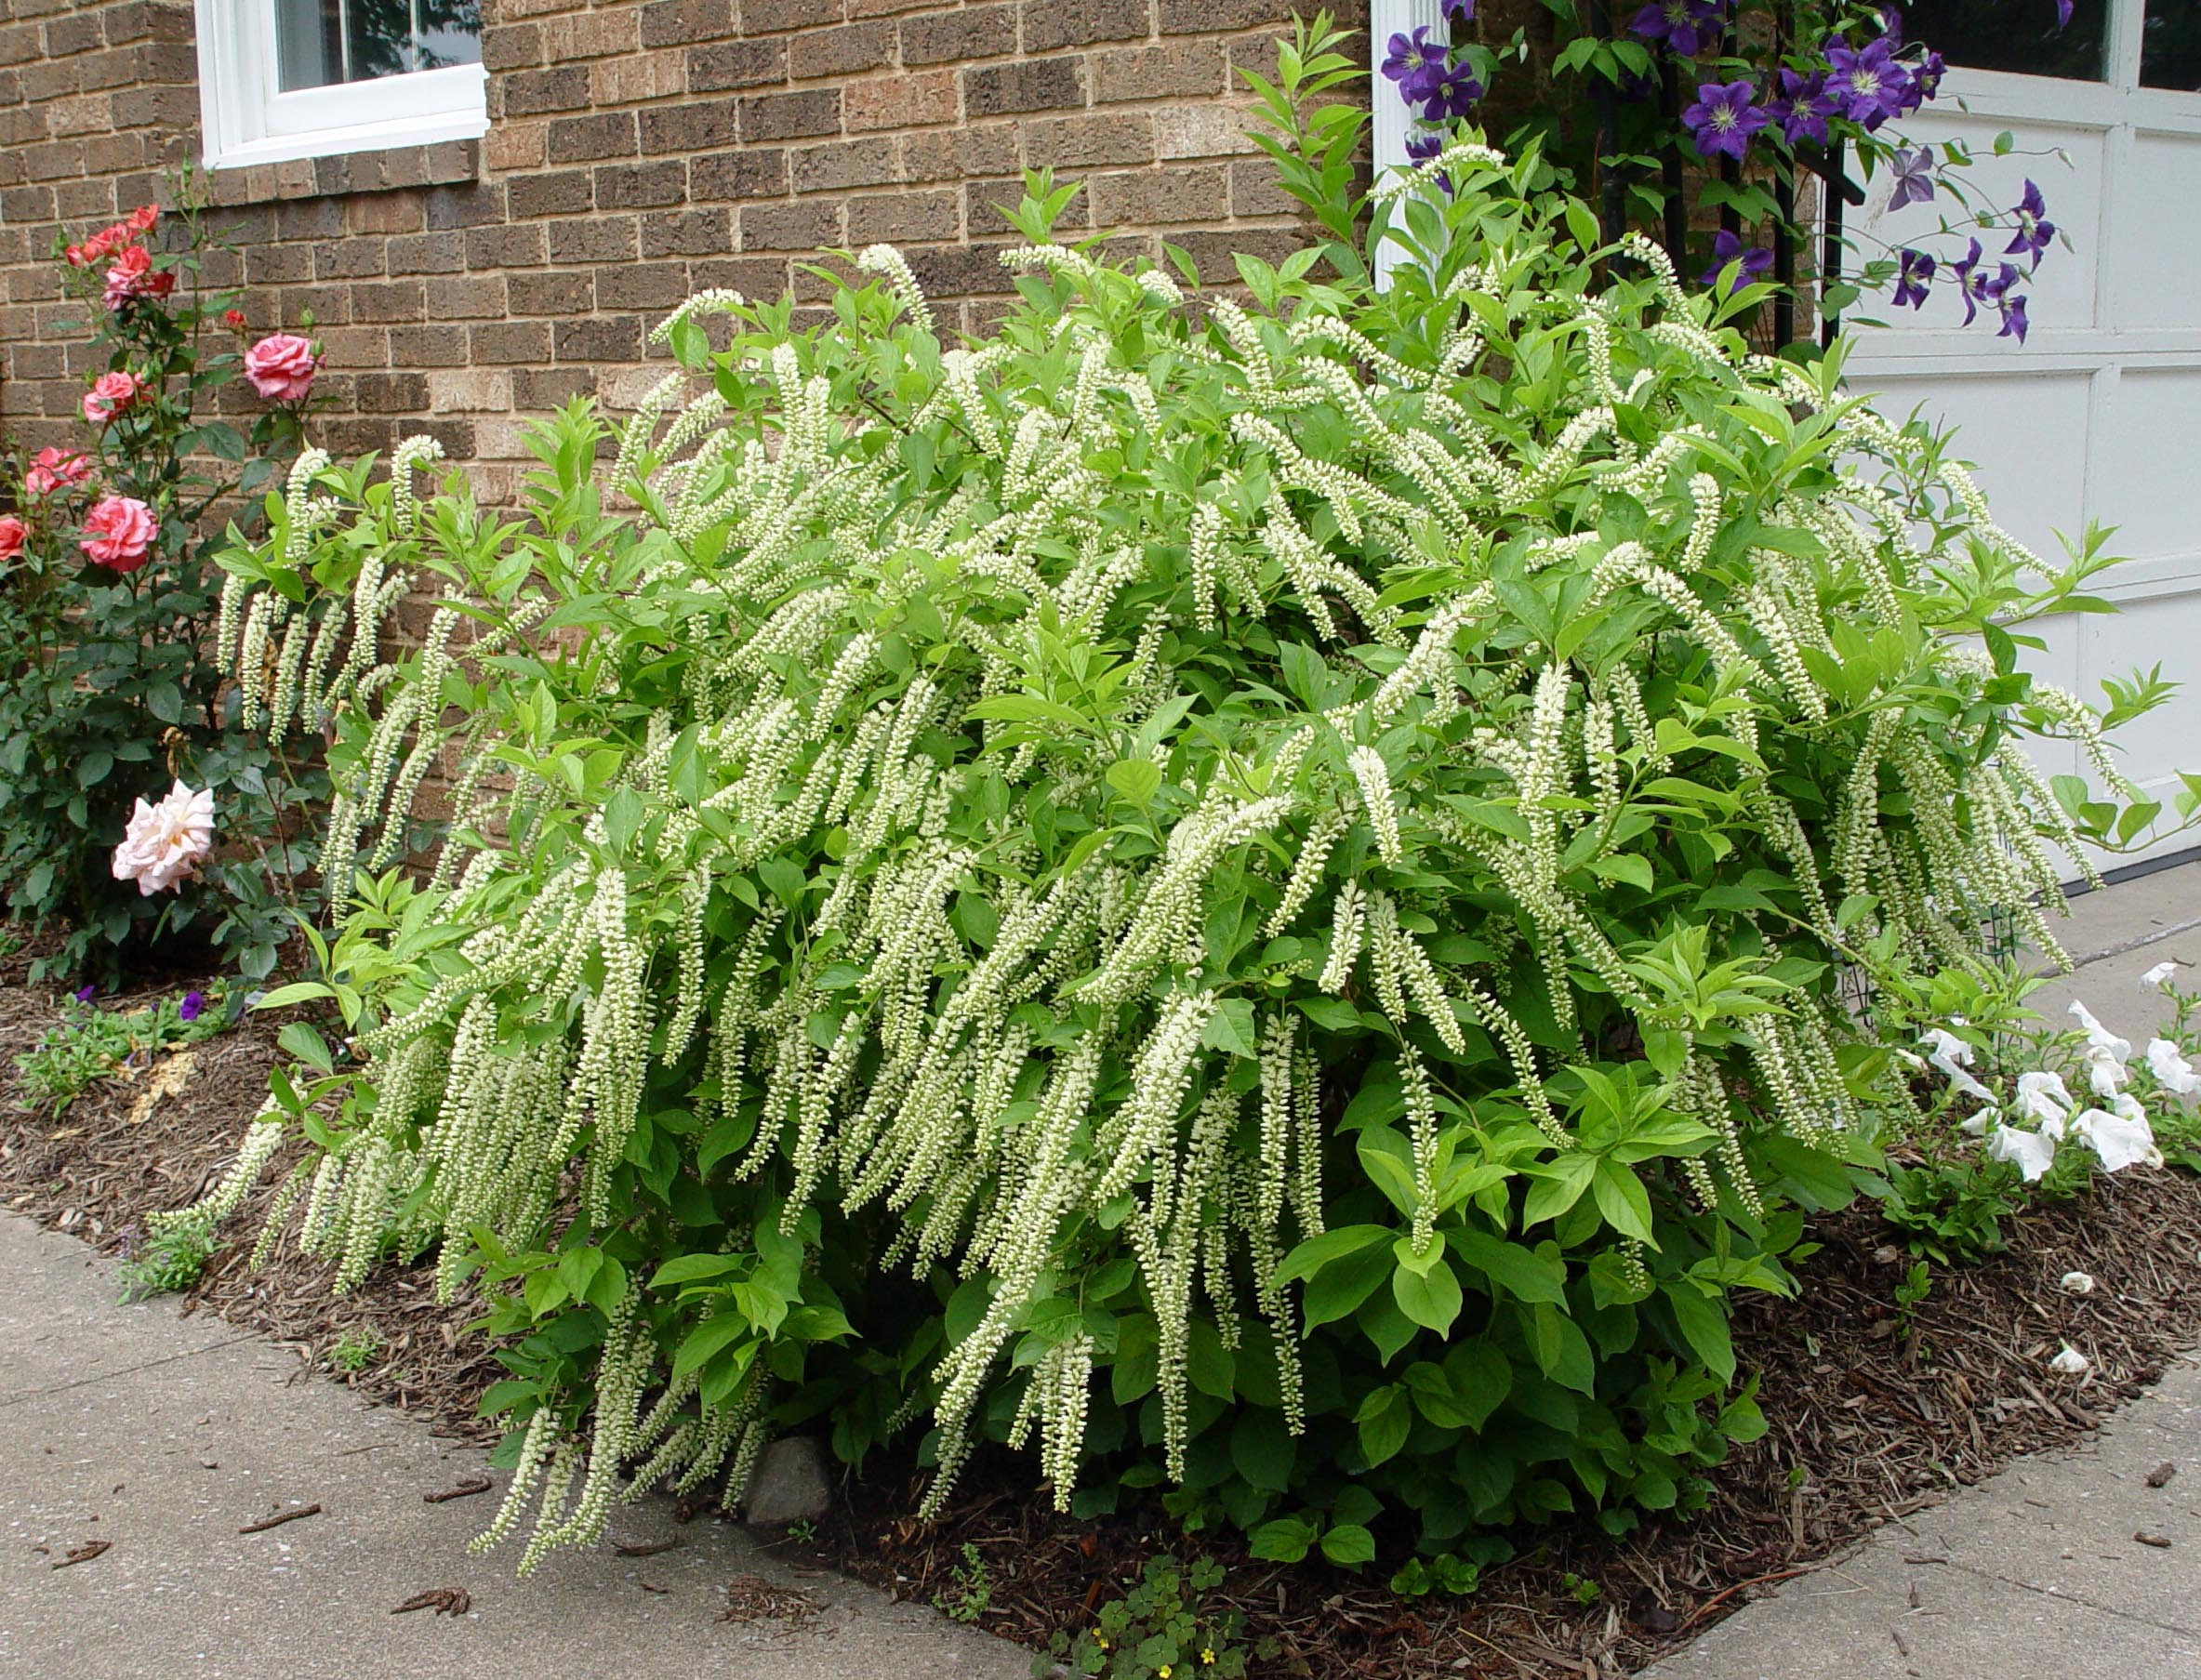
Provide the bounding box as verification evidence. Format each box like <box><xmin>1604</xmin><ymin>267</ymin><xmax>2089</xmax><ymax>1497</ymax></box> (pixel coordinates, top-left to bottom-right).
<box><xmin>78</xmin><ymin>495</ymin><xmax>155</xmax><ymax>573</ymax></box>
<box><xmin>111</xmin><ymin>779</ymin><xmax>215</xmax><ymax>895</ymax></box>
<box><xmin>24</xmin><ymin>445</ymin><xmax>95</xmax><ymax>498</ymax></box>
<box><xmin>83</xmin><ymin>370</ymin><xmax>146</xmax><ymax>425</ymax></box>
<box><xmin>0</xmin><ymin>515</ymin><xmax>24</xmax><ymax>561</ymax></box>
<box><xmin>244</xmin><ymin>333</ymin><xmax>321</xmax><ymax>403</ymax></box>
<box><xmin>102</xmin><ymin>245</ymin><xmax>174</xmax><ymax>311</ymax></box>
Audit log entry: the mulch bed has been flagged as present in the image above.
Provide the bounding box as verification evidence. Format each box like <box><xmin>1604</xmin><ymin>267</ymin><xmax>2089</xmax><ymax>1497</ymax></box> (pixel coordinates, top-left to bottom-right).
<box><xmin>6</xmin><ymin>951</ymin><xmax>2201</xmax><ymax>1675</ymax></box>
<box><xmin>0</xmin><ymin>961</ymin><xmax>500</xmax><ymax>1444</ymax></box>
<box><xmin>821</xmin><ymin>1171</ymin><xmax>2201</xmax><ymax>1678</ymax></box>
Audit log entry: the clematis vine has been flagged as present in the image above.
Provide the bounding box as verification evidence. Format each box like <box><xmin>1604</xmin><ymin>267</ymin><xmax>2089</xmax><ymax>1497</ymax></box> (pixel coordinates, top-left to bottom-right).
<box><xmin>1892</xmin><ymin>247</ymin><xmax>1934</xmax><ymax>309</ymax></box>
<box><xmin>1700</xmin><ymin>228</ymin><xmax>1773</xmax><ymax>293</ymax></box>
<box><xmin>1630</xmin><ymin>0</ymin><xmax>1727</xmax><ymax>60</ymax></box>
<box><xmin>1683</xmin><ymin>80</ymin><xmax>1770</xmax><ymax>161</ymax></box>
<box><xmin>2006</xmin><ymin>180</ymin><xmax>2055</xmax><ymax>267</ymax></box>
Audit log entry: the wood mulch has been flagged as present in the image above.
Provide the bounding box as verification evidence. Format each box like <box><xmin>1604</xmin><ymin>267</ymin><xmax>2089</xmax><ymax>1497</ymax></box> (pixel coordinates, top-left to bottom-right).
<box><xmin>0</xmin><ymin>960</ymin><xmax>500</xmax><ymax>1444</ymax></box>
<box><xmin>6</xmin><ymin>947</ymin><xmax>2201</xmax><ymax>1675</ymax></box>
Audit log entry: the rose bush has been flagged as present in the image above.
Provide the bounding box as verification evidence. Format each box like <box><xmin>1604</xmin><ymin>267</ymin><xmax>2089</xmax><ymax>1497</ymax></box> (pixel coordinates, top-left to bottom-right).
<box><xmin>0</xmin><ymin>187</ymin><xmax>323</xmax><ymax>982</ymax></box>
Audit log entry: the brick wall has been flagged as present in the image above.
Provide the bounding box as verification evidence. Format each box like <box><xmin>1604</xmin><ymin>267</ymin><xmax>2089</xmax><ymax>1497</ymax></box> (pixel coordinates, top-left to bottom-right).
<box><xmin>0</xmin><ymin>0</ymin><xmax>1355</xmax><ymax>499</ymax></box>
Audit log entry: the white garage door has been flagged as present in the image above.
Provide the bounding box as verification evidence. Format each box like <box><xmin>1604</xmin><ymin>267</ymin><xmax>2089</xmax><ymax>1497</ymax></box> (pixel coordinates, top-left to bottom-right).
<box><xmin>1850</xmin><ymin>0</ymin><xmax>2201</xmax><ymax>866</ymax></box>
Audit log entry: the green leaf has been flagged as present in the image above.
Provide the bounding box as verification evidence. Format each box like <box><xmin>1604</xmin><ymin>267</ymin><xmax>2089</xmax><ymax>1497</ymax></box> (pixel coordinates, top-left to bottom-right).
<box><xmin>1105</xmin><ymin>758</ymin><xmax>1163</xmax><ymax>806</ymax></box>
<box><xmin>1666</xmin><ymin>1285</ymin><xmax>1736</xmax><ymax>1383</ymax></box>
<box><xmin>1249</xmin><ymin>1516</ymin><xmax>1316</xmax><ymax>1563</ymax></box>
<box><xmin>1201</xmin><ymin>996</ymin><xmax>1259</xmax><ymax>1059</ymax></box>
<box><xmin>1392</xmin><ymin>1252</ymin><xmax>1464</xmax><ymax>1335</ymax></box>
<box><xmin>1590</xmin><ymin>1158</ymin><xmax>1657</xmax><ymax>1246</ymax></box>
<box><xmin>1320</xmin><ymin>1523</ymin><xmax>1376</xmax><ymax>1568</ymax></box>
<box><xmin>650</xmin><ymin>1252</ymin><xmax>746</xmax><ymax>1289</ymax></box>
<box><xmin>1448</xmin><ymin>1227</ymin><xmax>1567</xmax><ymax>1303</ymax></box>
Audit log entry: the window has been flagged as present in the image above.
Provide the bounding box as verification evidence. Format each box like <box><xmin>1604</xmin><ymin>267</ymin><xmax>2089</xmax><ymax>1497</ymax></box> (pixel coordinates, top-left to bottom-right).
<box><xmin>1903</xmin><ymin>0</ymin><xmax>2112</xmax><ymax>82</ymax></box>
<box><xmin>195</xmin><ymin>0</ymin><xmax>486</xmax><ymax>170</ymax></box>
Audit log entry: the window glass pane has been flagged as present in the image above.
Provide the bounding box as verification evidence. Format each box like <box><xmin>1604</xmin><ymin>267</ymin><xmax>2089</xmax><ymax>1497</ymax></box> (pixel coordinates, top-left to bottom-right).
<box><xmin>2142</xmin><ymin>2</ymin><xmax>2201</xmax><ymax>90</ymax></box>
<box><xmin>275</xmin><ymin>0</ymin><xmax>481</xmax><ymax>93</ymax></box>
<box><xmin>1902</xmin><ymin>0</ymin><xmax>2110</xmax><ymax>82</ymax></box>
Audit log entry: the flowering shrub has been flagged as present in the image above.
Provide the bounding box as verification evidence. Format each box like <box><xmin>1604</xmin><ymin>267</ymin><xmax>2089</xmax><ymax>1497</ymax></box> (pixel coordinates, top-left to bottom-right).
<box><xmin>0</xmin><ymin>191</ymin><xmax>323</xmax><ymax>982</ymax></box>
<box><xmin>1381</xmin><ymin>2</ymin><xmax>2075</xmax><ymax>337</ymax></box>
<box><xmin>200</xmin><ymin>25</ymin><xmax>2188</xmax><ymax>1573</ymax></box>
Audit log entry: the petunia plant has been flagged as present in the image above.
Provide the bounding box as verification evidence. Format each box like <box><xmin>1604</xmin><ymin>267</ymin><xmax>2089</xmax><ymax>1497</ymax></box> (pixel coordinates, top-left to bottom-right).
<box><xmin>1380</xmin><ymin>1</ymin><xmax>2076</xmax><ymax>343</ymax></box>
<box><xmin>0</xmin><ymin>178</ymin><xmax>327</xmax><ymax>983</ymax></box>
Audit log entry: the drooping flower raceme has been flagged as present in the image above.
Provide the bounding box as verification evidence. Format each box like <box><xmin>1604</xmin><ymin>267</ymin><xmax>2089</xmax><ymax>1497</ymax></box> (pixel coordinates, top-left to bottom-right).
<box><xmin>111</xmin><ymin>780</ymin><xmax>215</xmax><ymax>895</ymax></box>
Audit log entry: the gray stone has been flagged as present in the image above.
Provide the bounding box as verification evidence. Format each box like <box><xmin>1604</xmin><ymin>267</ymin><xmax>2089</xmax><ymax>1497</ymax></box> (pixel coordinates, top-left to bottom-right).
<box><xmin>739</xmin><ymin>1435</ymin><xmax>833</xmax><ymax>1527</ymax></box>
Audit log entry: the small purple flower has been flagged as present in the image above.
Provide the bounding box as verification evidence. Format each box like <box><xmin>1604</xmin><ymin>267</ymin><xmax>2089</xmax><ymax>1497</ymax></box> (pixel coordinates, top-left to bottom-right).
<box><xmin>1683</xmin><ymin>80</ymin><xmax>1770</xmax><ymax>161</ymax></box>
<box><xmin>1999</xmin><ymin>291</ymin><xmax>2031</xmax><ymax>343</ymax></box>
<box><xmin>1889</xmin><ymin>147</ymin><xmax>1936</xmax><ymax>211</ymax></box>
<box><xmin>2055</xmin><ymin>0</ymin><xmax>2075</xmax><ymax>26</ymax></box>
<box><xmin>1700</xmin><ymin>229</ymin><xmax>1774</xmax><ymax>294</ymax></box>
<box><xmin>1770</xmin><ymin>68</ymin><xmax>1836</xmax><ymax>148</ymax></box>
<box><xmin>2005</xmin><ymin>179</ymin><xmax>2055</xmax><ymax>267</ymax></box>
<box><xmin>1404</xmin><ymin>131</ymin><xmax>1445</xmax><ymax>164</ymax></box>
<box><xmin>1824</xmin><ymin>36</ymin><xmax>1909</xmax><ymax>130</ymax></box>
<box><xmin>179</xmin><ymin>989</ymin><xmax>206</xmax><ymax>1024</ymax></box>
<box><xmin>1954</xmin><ymin>241</ymin><xmax>2025</xmax><ymax>328</ymax></box>
<box><xmin>1893</xmin><ymin>247</ymin><xmax>1935</xmax><ymax>309</ymax></box>
<box><xmin>1439</xmin><ymin>0</ymin><xmax>1476</xmax><ymax>20</ymax></box>
<box><xmin>1630</xmin><ymin>0</ymin><xmax>1727</xmax><ymax>60</ymax></box>
<box><xmin>73</xmin><ymin>984</ymin><xmax>96</xmax><ymax>1004</ymax></box>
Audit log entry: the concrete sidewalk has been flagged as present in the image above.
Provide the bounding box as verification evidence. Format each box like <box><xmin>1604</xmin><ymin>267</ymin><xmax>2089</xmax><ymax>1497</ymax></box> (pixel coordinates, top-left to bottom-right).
<box><xmin>0</xmin><ymin>1215</ymin><xmax>1028</xmax><ymax>1680</ymax></box>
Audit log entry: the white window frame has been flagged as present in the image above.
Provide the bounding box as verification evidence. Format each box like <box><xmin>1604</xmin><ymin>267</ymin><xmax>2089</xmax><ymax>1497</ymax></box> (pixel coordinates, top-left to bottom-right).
<box><xmin>194</xmin><ymin>0</ymin><xmax>487</xmax><ymax>170</ymax></box>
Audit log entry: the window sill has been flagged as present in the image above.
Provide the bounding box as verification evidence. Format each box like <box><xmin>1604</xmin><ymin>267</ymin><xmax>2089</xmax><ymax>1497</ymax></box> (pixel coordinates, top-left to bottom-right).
<box><xmin>203</xmin><ymin>139</ymin><xmax>481</xmax><ymax>209</ymax></box>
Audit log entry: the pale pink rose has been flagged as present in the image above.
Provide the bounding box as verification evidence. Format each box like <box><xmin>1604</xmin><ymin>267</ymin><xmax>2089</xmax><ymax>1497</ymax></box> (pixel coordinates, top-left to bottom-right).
<box><xmin>111</xmin><ymin>779</ymin><xmax>215</xmax><ymax>895</ymax></box>
<box><xmin>78</xmin><ymin>495</ymin><xmax>156</xmax><ymax>573</ymax></box>
<box><xmin>24</xmin><ymin>445</ymin><xmax>95</xmax><ymax>498</ymax></box>
<box><xmin>0</xmin><ymin>515</ymin><xmax>24</xmax><ymax>561</ymax></box>
<box><xmin>244</xmin><ymin>333</ymin><xmax>321</xmax><ymax>403</ymax></box>
<box><xmin>82</xmin><ymin>369</ymin><xmax>146</xmax><ymax>425</ymax></box>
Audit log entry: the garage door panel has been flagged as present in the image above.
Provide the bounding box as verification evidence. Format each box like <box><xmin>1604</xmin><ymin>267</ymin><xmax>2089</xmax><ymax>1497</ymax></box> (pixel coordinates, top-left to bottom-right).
<box><xmin>2097</xmin><ymin>367</ymin><xmax>2201</xmax><ymax>558</ymax></box>
<box><xmin>2114</xmin><ymin>132</ymin><xmax>2201</xmax><ymax>326</ymax></box>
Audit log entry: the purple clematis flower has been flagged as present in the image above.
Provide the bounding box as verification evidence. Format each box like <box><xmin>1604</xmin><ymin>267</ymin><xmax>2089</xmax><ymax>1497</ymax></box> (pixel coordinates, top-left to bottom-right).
<box><xmin>1630</xmin><ymin>0</ymin><xmax>1727</xmax><ymax>60</ymax></box>
<box><xmin>1417</xmin><ymin>60</ymin><xmax>1486</xmax><ymax>122</ymax></box>
<box><xmin>1383</xmin><ymin>27</ymin><xmax>1449</xmax><ymax>102</ymax></box>
<box><xmin>1999</xmin><ymin>292</ymin><xmax>2031</xmax><ymax>342</ymax></box>
<box><xmin>1893</xmin><ymin>247</ymin><xmax>1935</xmax><ymax>309</ymax></box>
<box><xmin>1700</xmin><ymin>229</ymin><xmax>1774</xmax><ymax>294</ymax></box>
<box><xmin>1404</xmin><ymin>131</ymin><xmax>1445</xmax><ymax>163</ymax></box>
<box><xmin>2005</xmin><ymin>179</ymin><xmax>2055</xmax><ymax>266</ymax></box>
<box><xmin>1683</xmin><ymin>79</ymin><xmax>1770</xmax><ymax>160</ymax></box>
<box><xmin>73</xmin><ymin>984</ymin><xmax>96</xmax><ymax>1004</ymax></box>
<box><xmin>2056</xmin><ymin>0</ymin><xmax>2074</xmax><ymax>26</ymax></box>
<box><xmin>1770</xmin><ymin>68</ymin><xmax>1836</xmax><ymax>148</ymax></box>
<box><xmin>1903</xmin><ymin>47</ymin><xmax>1947</xmax><ymax>112</ymax></box>
<box><xmin>1439</xmin><ymin>0</ymin><xmax>1477</xmax><ymax>20</ymax></box>
<box><xmin>179</xmin><ymin>989</ymin><xmax>206</xmax><ymax>1023</ymax></box>
<box><xmin>1823</xmin><ymin>36</ymin><xmax>1910</xmax><ymax>129</ymax></box>
<box><xmin>1889</xmin><ymin>147</ymin><xmax>1936</xmax><ymax>210</ymax></box>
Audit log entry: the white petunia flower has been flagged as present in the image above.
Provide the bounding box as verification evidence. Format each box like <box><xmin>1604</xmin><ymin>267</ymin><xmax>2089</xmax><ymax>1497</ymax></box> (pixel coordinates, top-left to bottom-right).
<box><xmin>2013</xmin><ymin>1071</ymin><xmax>2075</xmax><ymax>1135</ymax></box>
<box><xmin>2084</xmin><ymin>1043</ymin><xmax>2128</xmax><ymax>1102</ymax></box>
<box><xmin>2069</xmin><ymin>1000</ymin><xmax>2132</xmax><ymax>1065</ymax></box>
<box><xmin>2141</xmin><ymin>960</ymin><xmax>2182</xmax><ymax>991</ymax></box>
<box><xmin>2146</xmin><ymin>1038</ymin><xmax>2201</xmax><ymax>1101</ymax></box>
<box><xmin>1985</xmin><ymin>1121</ymin><xmax>2058</xmax><ymax>1183</ymax></box>
<box><xmin>2059</xmin><ymin>1271</ymin><xmax>2095</xmax><ymax>1295</ymax></box>
<box><xmin>2068</xmin><ymin>1103</ymin><xmax>2161</xmax><ymax>1173</ymax></box>
<box><xmin>2049</xmin><ymin>1344</ymin><xmax>2090</xmax><ymax>1375</ymax></box>
<box><xmin>1921</xmin><ymin>1027</ymin><xmax>1994</xmax><ymax>1103</ymax></box>
<box><xmin>1958</xmin><ymin>1107</ymin><xmax>1995</xmax><ymax>1137</ymax></box>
